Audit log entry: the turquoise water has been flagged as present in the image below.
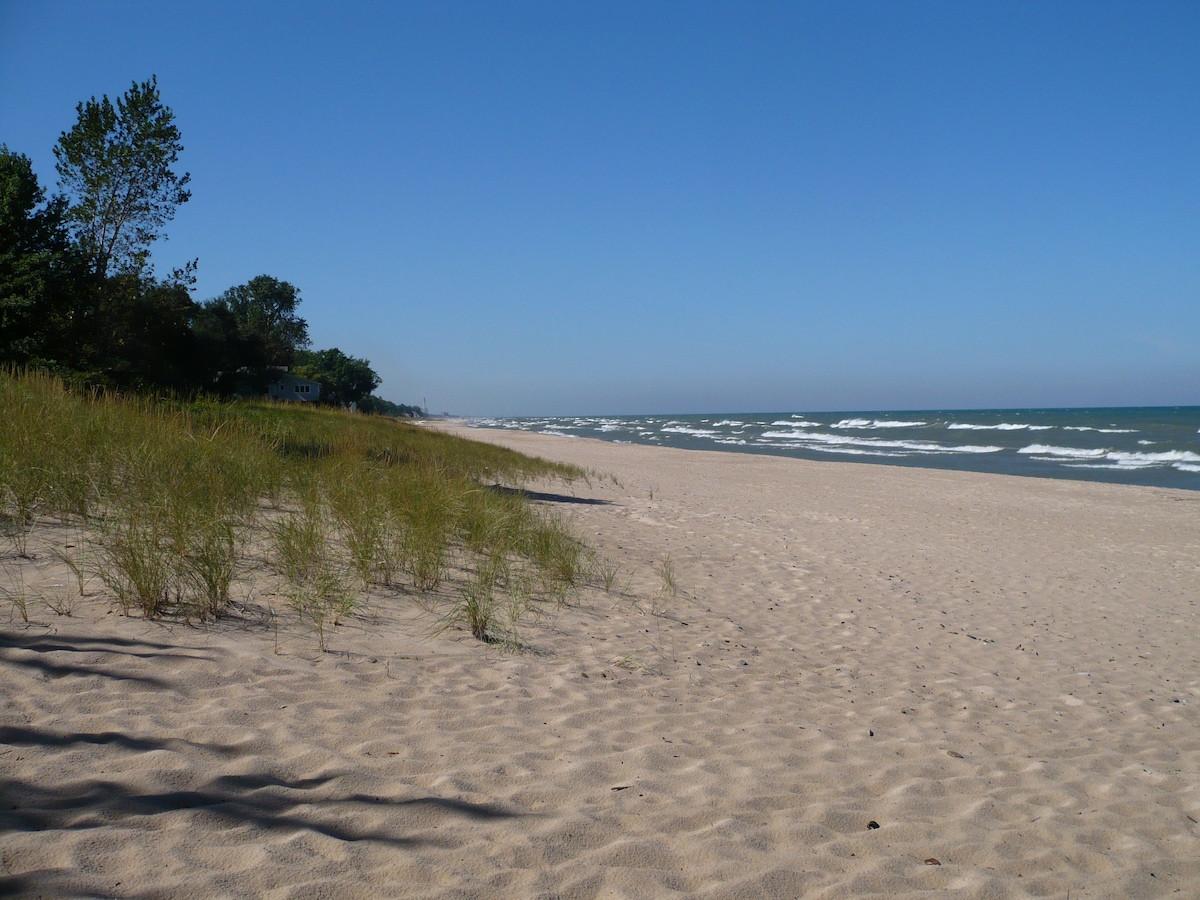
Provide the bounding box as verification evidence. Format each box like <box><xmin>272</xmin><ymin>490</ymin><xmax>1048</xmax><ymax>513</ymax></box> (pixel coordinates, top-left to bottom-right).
<box><xmin>469</xmin><ymin>407</ymin><xmax>1200</xmax><ymax>491</ymax></box>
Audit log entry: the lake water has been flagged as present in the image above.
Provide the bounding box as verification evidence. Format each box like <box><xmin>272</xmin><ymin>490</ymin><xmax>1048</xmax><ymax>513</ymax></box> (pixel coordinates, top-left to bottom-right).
<box><xmin>468</xmin><ymin>407</ymin><xmax>1200</xmax><ymax>491</ymax></box>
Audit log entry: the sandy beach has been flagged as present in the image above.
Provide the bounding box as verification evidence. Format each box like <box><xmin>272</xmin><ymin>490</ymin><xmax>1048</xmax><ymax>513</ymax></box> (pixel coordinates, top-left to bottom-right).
<box><xmin>4</xmin><ymin>424</ymin><xmax>1199</xmax><ymax>898</ymax></box>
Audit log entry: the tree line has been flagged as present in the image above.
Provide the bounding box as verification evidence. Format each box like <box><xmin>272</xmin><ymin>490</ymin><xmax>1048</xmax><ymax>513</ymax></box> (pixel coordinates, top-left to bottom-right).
<box><xmin>1</xmin><ymin>76</ymin><xmax>420</xmax><ymax>414</ymax></box>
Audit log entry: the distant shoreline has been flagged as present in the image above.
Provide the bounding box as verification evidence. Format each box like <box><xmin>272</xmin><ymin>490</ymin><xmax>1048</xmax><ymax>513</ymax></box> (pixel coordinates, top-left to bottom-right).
<box><xmin>464</xmin><ymin>406</ymin><xmax>1200</xmax><ymax>492</ymax></box>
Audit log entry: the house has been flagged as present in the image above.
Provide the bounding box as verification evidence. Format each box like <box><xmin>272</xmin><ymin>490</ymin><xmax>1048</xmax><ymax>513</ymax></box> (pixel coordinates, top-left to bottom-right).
<box><xmin>227</xmin><ymin>366</ymin><xmax>323</xmax><ymax>402</ymax></box>
<box><xmin>266</xmin><ymin>370</ymin><xmax>322</xmax><ymax>402</ymax></box>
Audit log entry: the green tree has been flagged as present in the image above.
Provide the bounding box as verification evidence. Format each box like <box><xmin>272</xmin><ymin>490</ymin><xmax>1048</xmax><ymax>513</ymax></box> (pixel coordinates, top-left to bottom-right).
<box><xmin>0</xmin><ymin>147</ymin><xmax>82</xmax><ymax>366</ymax></box>
<box><xmin>294</xmin><ymin>348</ymin><xmax>381</xmax><ymax>408</ymax></box>
<box><xmin>358</xmin><ymin>395</ymin><xmax>424</xmax><ymax>417</ymax></box>
<box><xmin>88</xmin><ymin>272</ymin><xmax>202</xmax><ymax>390</ymax></box>
<box><xmin>54</xmin><ymin>75</ymin><xmax>191</xmax><ymax>278</ymax></box>
<box><xmin>203</xmin><ymin>275</ymin><xmax>311</xmax><ymax>369</ymax></box>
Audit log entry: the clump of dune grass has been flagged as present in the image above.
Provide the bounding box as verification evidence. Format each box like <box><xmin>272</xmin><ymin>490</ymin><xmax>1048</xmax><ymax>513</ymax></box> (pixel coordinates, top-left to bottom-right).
<box><xmin>453</xmin><ymin>551</ymin><xmax>505</xmax><ymax>642</ymax></box>
<box><xmin>609</xmin><ymin>652</ymin><xmax>648</xmax><ymax>672</ymax></box>
<box><xmin>90</xmin><ymin>408</ymin><xmax>264</xmax><ymax>619</ymax></box>
<box><xmin>287</xmin><ymin>569</ymin><xmax>359</xmax><ymax>652</ymax></box>
<box><xmin>517</xmin><ymin>511</ymin><xmax>587</xmax><ymax>604</ymax></box>
<box><xmin>445</xmin><ymin>550</ymin><xmax>545</xmax><ymax>649</ymax></box>
<box><xmin>51</xmin><ymin>524</ymin><xmax>95</xmax><ymax>599</ymax></box>
<box><xmin>328</xmin><ymin>464</ymin><xmax>393</xmax><ymax>586</ymax></box>
<box><xmin>600</xmin><ymin>561</ymin><xmax>620</xmax><ymax>592</ymax></box>
<box><xmin>41</xmin><ymin>584</ymin><xmax>76</xmax><ymax>617</ymax></box>
<box><xmin>0</xmin><ymin>371</ymin><xmax>70</xmax><ymax>556</ymax></box>
<box><xmin>395</xmin><ymin>470</ymin><xmax>458</xmax><ymax>592</ymax></box>
<box><xmin>1</xmin><ymin>560</ymin><xmax>31</xmax><ymax>622</ymax></box>
<box><xmin>269</xmin><ymin>487</ymin><xmax>330</xmax><ymax>591</ymax></box>
<box><xmin>0</xmin><ymin>367</ymin><xmax>590</xmax><ymax>650</ymax></box>
<box><xmin>179</xmin><ymin>515</ymin><xmax>240</xmax><ymax>620</ymax></box>
<box><xmin>268</xmin><ymin>482</ymin><xmax>360</xmax><ymax>648</ymax></box>
<box><xmin>95</xmin><ymin>507</ymin><xmax>175</xmax><ymax>617</ymax></box>
<box><xmin>651</xmin><ymin>555</ymin><xmax>679</xmax><ymax>617</ymax></box>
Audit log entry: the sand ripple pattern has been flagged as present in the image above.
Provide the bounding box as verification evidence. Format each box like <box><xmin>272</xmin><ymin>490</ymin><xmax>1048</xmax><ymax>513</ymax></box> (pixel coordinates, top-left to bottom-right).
<box><xmin>3</xmin><ymin>429</ymin><xmax>1200</xmax><ymax>897</ymax></box>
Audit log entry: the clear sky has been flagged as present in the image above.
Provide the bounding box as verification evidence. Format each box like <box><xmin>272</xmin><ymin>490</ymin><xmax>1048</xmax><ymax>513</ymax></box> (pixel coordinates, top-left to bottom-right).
<box><xmin>3</xmin><ymin>1</ymin><xmax>1197</xmax><ymax>415</ymax></box>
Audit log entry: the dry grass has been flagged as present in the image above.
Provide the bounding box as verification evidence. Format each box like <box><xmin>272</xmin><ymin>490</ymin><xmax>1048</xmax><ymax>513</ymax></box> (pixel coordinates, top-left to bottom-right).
<box><xmin>0</xmin><ymin>368</ymin><xmax>588</xmax><ymax>649</ymax></box>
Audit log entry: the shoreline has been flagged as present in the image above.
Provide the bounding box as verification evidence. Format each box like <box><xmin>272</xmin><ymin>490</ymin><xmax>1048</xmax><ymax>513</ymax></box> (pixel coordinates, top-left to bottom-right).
<box><xmin>456</xmin><ymin>406</ymin><xmax>1200</xmax><ymax>493</ymax></box>
<box><xmin>4</xmin><ymin>423</ymin><xmax>1200</xmax><ymax>897</ymax></box>
<box><xmin>444</xmin><ymin>418</ymin><xmax>1200</xmax><ymax>500</ymax></box>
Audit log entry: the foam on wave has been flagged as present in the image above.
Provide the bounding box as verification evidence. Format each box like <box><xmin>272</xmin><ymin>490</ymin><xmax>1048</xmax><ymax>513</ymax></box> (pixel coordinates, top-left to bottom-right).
<box><xmin>831</xmin><ymin>418</ymin><xmax>927</xmax><ymax>429</ymax></box>
<box><xmin>948</xmin><ymin>423</ymin><xmax>1053</xmax><ymax>431</ymax></box>
<box><xmin>759</xmin><ymin>431</ymin><xmax>1001</xmax><ymax>455</ymax></box>
<box><xmin>660</xmin><ymin>426</ymin><xmax>719</xmax><ymax>437</ymax></box>
<box><xmin>1021</xmin><ymin>445</ymin><xmax>1200</xmax><ymax>468</ymax></box>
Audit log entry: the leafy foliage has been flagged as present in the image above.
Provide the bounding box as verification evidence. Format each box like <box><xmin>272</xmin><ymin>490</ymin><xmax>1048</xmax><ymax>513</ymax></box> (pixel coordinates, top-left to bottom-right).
<box><xmin>201</xmin><ymin>275</ymin><xmax>311</xmax><ymax>370</ymax></box>
<box><xmin>53</xmin><ymin>76</ymin><xmax>191</xmax><ymax>279</ymax></box>
<box><xmin>358</xmin><ymin>396</ymin><xmax>424</xmax><ymax>417</ymax></box>
<box><xmin>2</xmin><ymin>79</ymin><xmax>420</xmax><ymax>412</ymax></box>
<box><xmin>293</xmin><ymin>347</ymin><xmax>380</xmax><ymax>407</ymax></box>
<box><xmin>0</xmin><ymin>147</ymin><xmax>81</xmax><ymax>367</ymax></box>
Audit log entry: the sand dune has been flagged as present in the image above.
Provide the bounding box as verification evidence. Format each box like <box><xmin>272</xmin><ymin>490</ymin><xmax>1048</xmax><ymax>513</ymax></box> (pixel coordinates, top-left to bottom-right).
<box><xmin>3</xmin><ymin>425</ymin><xmax>1199</xmax><ymax>898</ymax></box>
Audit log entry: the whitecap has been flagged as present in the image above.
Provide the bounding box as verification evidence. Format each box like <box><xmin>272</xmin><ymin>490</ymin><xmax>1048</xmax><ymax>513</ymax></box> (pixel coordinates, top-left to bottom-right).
<box><xmin>832</xmin><ymin>418</ymin><xmax>926</xmax><ymax>429</ymax></box>
<box><xmin>760</xmin><ymin>430</ymin><xmax>813</xmax><ymax>441</ymax></box>
<box><xmin>806</xmin><ymin>446</ymin><xmax>902</xmax><ymax>457</ymax></box>
<box><xmin>948</xmin><ymin>422</ymin><xmax>1031</xmax><ymax>431</ymax></box>
<box><xmin>754</xmin><ymin>443</ymin><xmax>903</xmax><ymax>457</ymax></box>
<box><xmin>1021</xmin><ymin>445</ymin><xmax>1199</xmax><ymax>468</ymax></box>
<box><xmin>1108</xmin><ymin>449</ymin><xmax>1200</xmax><ymax>465</ymax></box>
<box><xmin>1019</xmin><ymin>445</ymin><xmax>1109</xmax><ymax>459</ymax></box>
<box><xmin>758</xmin><ymin>430</ymin><xmax>1000</xmax><ymax>455</ymax></box>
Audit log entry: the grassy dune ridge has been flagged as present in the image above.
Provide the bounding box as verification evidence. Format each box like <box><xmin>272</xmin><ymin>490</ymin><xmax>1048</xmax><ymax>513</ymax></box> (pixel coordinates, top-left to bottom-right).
<box><xmin>0</xmin><ymin>369</ymin><xmax>589</xmax><ymax>646</ymax></box>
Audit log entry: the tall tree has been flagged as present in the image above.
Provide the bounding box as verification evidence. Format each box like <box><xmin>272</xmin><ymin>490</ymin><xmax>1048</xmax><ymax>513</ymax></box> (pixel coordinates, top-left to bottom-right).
<box><xmin>54</xmin><ymin>75</ymin><xmax>191</xmax><ymax>278</ymax></box>
<box><xmin>87</xmin><ymin>272</ymin><xmax>201</xmax><ymax>390</ymax></box>
<box><xmin>203</xmin><ymin>275</ymin><xmax>311</xmax><ymax>368</ymax></box>
<box><xmin>293</xmin><ymin>347</ymin><xmax>381</xmax><ymax>407</ymax></box>
<box><xmin>0</xmin><ymin>146</ymin><xmax>81</xmax><ymax>366</ymax></box>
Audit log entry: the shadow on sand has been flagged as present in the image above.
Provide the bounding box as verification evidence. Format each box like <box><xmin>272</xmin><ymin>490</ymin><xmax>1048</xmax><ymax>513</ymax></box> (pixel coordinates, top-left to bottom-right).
<box><xmin>0</xmin><ymin>729</ymin><xmax>524</xmax><ymax>896</ymax></box>
<box><xmin>487</xmin><ymin>484</ymin><xmax>611</xmax><ymax>506</ymax></box>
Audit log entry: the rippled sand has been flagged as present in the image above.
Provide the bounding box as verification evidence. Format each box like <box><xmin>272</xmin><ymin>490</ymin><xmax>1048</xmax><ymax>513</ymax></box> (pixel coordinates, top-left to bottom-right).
<box><xmin>3</xmin><ymin>424</ymin><xmax>1199</xmax><ymax>897</ymax></box>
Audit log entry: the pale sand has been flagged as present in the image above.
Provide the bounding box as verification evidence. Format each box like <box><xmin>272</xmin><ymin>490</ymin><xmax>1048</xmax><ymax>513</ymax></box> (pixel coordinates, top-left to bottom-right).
<box><xmin>3</xmin><ymin>424</ymin><xmax>1199</xmax><ymax>898</ymax></box>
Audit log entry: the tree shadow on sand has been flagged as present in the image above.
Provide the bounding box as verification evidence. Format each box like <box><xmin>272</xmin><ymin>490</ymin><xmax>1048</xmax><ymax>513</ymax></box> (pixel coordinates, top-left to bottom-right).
<box><xmin>487</xmin><ymin>484</ymin><xmax>612</xmax><ymax>506</ymax></box>
<box><xmin>0</xmin><ymin>727</ymin><xmax>524</xmax><ymax>896</ymax></box>
<box><xmin>0</xmin><ymin>727</ymin><xmax>520</xmax><ymax>841</ymax></box>
<box><xmin>0</xmin><ymin>786</ymin><xmax>520</xmax><ymax>898</ymax></box>
<box><xmin>0</xmin><ymin>771</ymin><xmax>516</xmax><ymax>842</ymax></box>
<box><xmin>0</xmin><ymin>631</ymin><xmax>214</xmax><ymax>688</ymax></box>
<box><xmin>0</xmin><ymin>725</ymin><xmax>244</xmax><ymax>756</ymax></box>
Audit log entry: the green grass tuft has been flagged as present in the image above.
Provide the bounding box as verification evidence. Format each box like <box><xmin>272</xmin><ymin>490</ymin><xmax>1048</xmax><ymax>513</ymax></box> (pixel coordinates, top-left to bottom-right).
<box><xmin>1</xmin><ymin>368</ymin><xmax>590</xmax><ymax>649</ymax></box>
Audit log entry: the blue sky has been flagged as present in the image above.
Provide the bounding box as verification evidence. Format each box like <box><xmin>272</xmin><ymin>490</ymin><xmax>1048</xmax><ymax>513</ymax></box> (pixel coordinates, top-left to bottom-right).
<box><xmin>3</xmin><ymin>1</ymin><xmax>1197</xmax><ymax>415</ymax></box>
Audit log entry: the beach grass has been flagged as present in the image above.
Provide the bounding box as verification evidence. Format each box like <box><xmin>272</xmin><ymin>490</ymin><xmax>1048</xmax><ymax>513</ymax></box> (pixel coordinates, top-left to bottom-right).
<box><xmin>652</xmin><ymin>555</ymin><xmax>679</xmax><ymax>616</ymax></box>
<box><xmin>0</xmin><ymin>368</ymin><xmax>587</xmax><ymax>647</ymax></box>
